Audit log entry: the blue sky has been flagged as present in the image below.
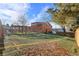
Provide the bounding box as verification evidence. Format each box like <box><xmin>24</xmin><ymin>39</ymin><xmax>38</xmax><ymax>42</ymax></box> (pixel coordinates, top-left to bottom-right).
<box><xmin>27</xmin><ymin>3</ymin><xmax>53</xmax><ymax>19</ymax></box>
<box><xmin>0</xmin><ymin>3</ymin><xmax>55</xmax><ymax>25</ymax></box>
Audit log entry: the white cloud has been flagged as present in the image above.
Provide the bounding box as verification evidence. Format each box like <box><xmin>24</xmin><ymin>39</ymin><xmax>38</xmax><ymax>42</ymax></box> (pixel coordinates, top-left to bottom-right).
<box><xmin>50</xmin><ymin>22</ymin><xmax>62</xmax><ymax>29</ymax></box>
<box><xmin>0</xmin><ymin>9</ymin><xmax>19</xmax><ymax>24</ymax></box>
<box><xmin>7</xmin><ymin>3</ymin><xmax>30</xmax><ymax>14</ymax></box>
<box><xmin>0</xmin><ymin>3</ymin><xmax>31</xmax><ymax>25</ymax></box>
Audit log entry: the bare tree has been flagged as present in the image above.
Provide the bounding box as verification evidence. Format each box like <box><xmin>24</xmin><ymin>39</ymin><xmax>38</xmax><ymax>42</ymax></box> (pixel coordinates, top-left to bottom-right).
<box><xmin>18</xmin><ymin>15</ymin><xmax>27</xmax><ymax>34</ymax></box>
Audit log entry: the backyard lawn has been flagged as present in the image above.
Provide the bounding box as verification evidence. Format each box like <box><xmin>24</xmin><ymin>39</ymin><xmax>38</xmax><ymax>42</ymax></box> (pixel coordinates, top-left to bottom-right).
<box><xmin>3</xmin><ymin>33</ymin><xmax>79</xmax><ymax>56</ymax></box>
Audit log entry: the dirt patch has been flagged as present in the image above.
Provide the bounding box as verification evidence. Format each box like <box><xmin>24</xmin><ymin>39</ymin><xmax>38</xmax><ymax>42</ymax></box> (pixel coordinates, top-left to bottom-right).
<box><xmin>21</xmin><ymin>41</ymin><xmax>70</xmax><ymax>56</ymax></box>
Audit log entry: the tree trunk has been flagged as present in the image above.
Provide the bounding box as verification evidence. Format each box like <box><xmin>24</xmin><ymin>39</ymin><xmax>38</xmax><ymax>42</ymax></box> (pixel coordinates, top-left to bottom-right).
<box><xmin>22</xmin><ymin>26</ymin><xmax>24</xmax><ymax>34</ymax></box>
<box><xmin>25</xmin><ymin>26</ymin><xmax>27</xmax><ymax>34</ymax></box>
<box><xmin>63</xmin><ymin>26</ymin><xmax>66</xmax><ymax>33</ymax></box>
<box><xmin>61</xmin><ymin>25</ymin><xmax>66</xmax><ymax>36</ymax></box>
<box><xmin>75</xmin><ymin>28</ymin><xmax>79</xmax><ymax>47</ymax></box>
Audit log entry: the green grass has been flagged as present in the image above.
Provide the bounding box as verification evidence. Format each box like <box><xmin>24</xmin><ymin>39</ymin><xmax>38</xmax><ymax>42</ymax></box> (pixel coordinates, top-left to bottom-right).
<box><xmin>4</xmin><ymin>32</ymin><xmax>79</xmax><ymax>56</ymax></box>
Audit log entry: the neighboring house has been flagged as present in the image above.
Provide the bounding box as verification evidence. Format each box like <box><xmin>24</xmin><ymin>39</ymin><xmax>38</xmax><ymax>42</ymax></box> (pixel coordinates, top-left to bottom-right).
<box><xmin>10</xmin><ymin>22</ymin><xmax>52</xmax><ymax>34</ymax></box>
<box><xmin>26</xmin><ymin>26</ymin><xmax>32</xmax><ymax>32</ymax></box>
<box><xmin>31</xmin><ymin>22</ymin><xmax>52</xmax><ymax>33</ymax></box>
<box><xmin>10</xmin><ymin>25</ymin><xmax>27</xmax><ymax>33</ymax></box>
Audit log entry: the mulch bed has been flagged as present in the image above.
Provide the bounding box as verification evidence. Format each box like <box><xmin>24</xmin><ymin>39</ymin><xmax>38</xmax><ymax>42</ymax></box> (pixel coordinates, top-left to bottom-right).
<box><xmin>20</xmin><ymin>41</ymin><xmax>70</xmax><ymax>56</ymax></box>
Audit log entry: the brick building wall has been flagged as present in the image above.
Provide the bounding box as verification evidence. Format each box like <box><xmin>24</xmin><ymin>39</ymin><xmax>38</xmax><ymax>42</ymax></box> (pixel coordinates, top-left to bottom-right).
<box><xmin>31</xmin><ymin>22</ymin><xmax>52</xmax><ymax>33</ymax></box>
